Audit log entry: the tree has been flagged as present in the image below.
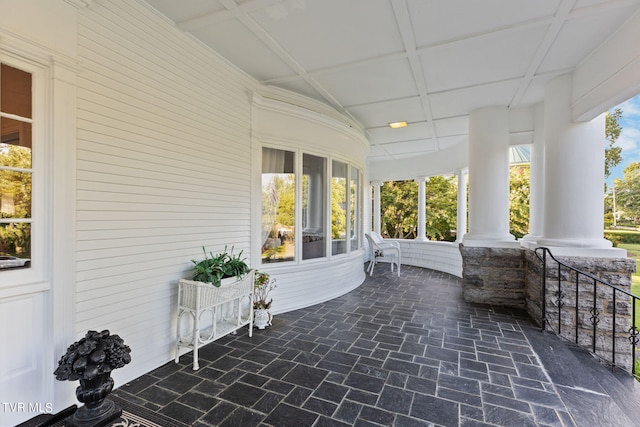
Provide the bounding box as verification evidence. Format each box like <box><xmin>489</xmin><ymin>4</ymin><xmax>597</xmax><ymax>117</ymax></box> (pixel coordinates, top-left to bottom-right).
<box><xmin>605</xmin><ymin>107</ymin><xmax>623</xmax><ymax>179</ymax></box>
<box><xmin>381</xmin><ymin>181</ymin><xmax>418</xmax><ymax>239</ymax></box>
<box><xmin>510</xmin><ymin>165</ymin><xmax>530</xmax><ymax>238</ymax></box>
<box><xmin>380</xmin><ymin>177</ymin><xmax>458</xmax><ymax>241</ymax></box>
<box><xmin>615</xmin><ymin>162</ymin><xmax>640</xmax><ymax>224</ymax></box>
<box><xmin>0</xmin><ymin>144</ymin><xmax>32</xmax><ymax>256</ymax></box>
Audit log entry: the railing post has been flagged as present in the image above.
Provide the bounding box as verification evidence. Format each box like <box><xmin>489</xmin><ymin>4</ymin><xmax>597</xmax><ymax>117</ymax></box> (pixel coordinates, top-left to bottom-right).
<box><xmin>539</xmin><ymin>247</ymin><xmax>547</xmax><ymax>332</ymax></box>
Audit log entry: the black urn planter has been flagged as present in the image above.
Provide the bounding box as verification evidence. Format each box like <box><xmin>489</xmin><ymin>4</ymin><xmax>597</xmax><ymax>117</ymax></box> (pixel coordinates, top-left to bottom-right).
<box><xmin>54</xmin><ymin>330</ymin><xmax>131</xmax><ymax>427</ymax></box>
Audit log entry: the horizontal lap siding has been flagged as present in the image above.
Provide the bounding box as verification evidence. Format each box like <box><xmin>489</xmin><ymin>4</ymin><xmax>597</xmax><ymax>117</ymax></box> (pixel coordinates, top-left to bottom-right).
<box><xmin>76</xmin><ymin>0</ymin><xmax>254</xmax><ymax>379</ymax></box>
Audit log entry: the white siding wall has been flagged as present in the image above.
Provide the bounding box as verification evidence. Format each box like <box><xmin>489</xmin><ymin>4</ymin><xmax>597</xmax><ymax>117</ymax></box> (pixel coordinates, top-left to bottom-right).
<box><xmin>75</xmin><ymin>1</ymin><xmax>255</xmax><ymax>383</ymax></box>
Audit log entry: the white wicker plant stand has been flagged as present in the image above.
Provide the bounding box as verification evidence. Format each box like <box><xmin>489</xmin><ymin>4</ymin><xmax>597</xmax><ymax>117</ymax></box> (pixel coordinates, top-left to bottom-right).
<box><xmin>175</xmin><ymin>270</ymin><xmax>255</xmax><ymax>370</ymax></box>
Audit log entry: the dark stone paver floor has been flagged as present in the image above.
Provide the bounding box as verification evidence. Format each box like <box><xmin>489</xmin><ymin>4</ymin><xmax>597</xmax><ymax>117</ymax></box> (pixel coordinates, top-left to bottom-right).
<box><xmin>113</xmin><ymin>265</ymin><xmax>640</xmax><ymax>426</ymax></box>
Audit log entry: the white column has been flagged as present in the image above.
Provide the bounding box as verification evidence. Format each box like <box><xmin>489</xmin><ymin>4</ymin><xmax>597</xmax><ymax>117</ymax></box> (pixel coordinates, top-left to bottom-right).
<box><xmin>522</xmin><ymin>102</ymin><xmax>544</xmax><ymax>242</ymax></box>
<box><xmin>456</xmin><ymin>169</ymin><xmax>467</xmax><ymax>243</ymax></box>
<box><xmin>415</xmin><ymin>177</ymin><xmax>428</xmax><ymax>241</ymax></box>
<box><xmin>538</xmin><ymin>74</ymin><xmax>612</xmax><ymax>250</ymax></box>
<box><xmin>372</xmin><ymin>181</ymin><xmax>382</xmax><ymax>234</ymax></box>
<box><xmin>463</xmin><ymin>106</ymin><xmax>516</xmax><ymax>247</ymax></box>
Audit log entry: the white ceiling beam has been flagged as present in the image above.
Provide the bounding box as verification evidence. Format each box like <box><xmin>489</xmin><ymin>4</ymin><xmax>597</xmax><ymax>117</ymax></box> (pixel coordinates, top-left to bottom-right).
<box><xmin>390</xmin><ymin>0</ymin><xmax>438</xmax><ymax>148</ymax></box>
<box><xmin>510</xmin><ymin>0</ymin><xmax>576</xmax><ymax>107</ymax></box>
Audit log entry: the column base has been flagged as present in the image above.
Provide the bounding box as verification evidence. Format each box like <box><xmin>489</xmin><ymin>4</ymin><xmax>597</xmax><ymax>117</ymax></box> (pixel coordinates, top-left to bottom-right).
<box><xmin>522</xmin><ymin>237</ymin><xmax>626</xmax><ymax>257</ymax></box>
<box><xmin>462</xmin><ymin>232</ymin><xmax>518</xmax><ymax>248</ymax></box>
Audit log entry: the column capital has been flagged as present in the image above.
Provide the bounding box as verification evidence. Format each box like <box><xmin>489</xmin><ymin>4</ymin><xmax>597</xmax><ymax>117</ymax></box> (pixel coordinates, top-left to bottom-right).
<box><xmin>370</xmin><ymin>181</ymin><xmax>383</xmax><ymax>187</ymax></box>
<box><xmin>414</xmin><ymin>176</ymin><xmax>429</xmax><ymax>183</ymax></box>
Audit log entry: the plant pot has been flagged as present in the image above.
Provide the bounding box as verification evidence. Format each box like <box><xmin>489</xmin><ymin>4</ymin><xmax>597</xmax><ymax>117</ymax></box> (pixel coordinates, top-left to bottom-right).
<box><xmin>67</xmin><ymin>373</ymin><xmax>121</xmax><ymax>426</ymax></box>
<box><xmin>254</xmin><ymin>309</ymin><xmax>272</xmax><ymax>330</ymax></box>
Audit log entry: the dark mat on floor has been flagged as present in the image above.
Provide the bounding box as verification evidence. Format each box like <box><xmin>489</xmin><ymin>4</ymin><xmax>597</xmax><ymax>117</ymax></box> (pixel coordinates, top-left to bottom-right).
<box><xmin>17</xmin><ymin>394</ymin><xmax>189</xmax><ymax>427</ymax></box>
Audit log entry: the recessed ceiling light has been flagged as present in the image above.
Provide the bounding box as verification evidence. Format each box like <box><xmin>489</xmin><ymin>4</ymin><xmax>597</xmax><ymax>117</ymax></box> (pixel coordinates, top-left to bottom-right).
<box><xmin>388</xmin><ymin>121</ymin><xmax>407</xmax><ymax>129</ymax></box>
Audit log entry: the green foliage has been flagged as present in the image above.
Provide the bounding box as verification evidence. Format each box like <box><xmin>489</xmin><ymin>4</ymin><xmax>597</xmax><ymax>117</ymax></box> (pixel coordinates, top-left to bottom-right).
<box><xmin>614</xmin><ymin>164</ymin><xmax>640</xmax><ymax>224</ymax></box>
<box><xmin>381</xmin><ymin>180</ymin><xmax>418</xmax><ymax>239</ymax></box>
<box><xmin>191</xmin><ymin>246</ymin><xmax>249</xmax><ymax>287</ymax></box>
<box><xmin>605</xmin><ymin>108</ymin><xmax>623</xmax><ymax>179</ymax></box>
<box><xmin>380</xmin><ymin>177</ymin><xmax>458</xmax><ymax>241</ymax></box>
<box><xmin>425</xmin><ymin>176</ymin><xmax>458</xmax><ymax>241</ymax></box>
<box><xmin>604</xmin><ymin>231</ymin><xmax>640</xmax><ymax>245</ymax></box>
<box><xmin>0</xmin><ymin>144</ymin><xmax>32</xmax><ymax>256</ymax></box>
<box><xmin>510</xmin><ymin>165</ymin><xmax>530</xmax><ymax>238</ymax></box>
<box><xmin>253</xmin><ymin>270</ymin><xmax>277</xmax><ymax>309</ymax></box>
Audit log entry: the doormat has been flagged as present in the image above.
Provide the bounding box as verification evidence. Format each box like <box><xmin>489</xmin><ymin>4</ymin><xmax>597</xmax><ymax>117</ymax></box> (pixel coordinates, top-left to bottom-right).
<box><xmin>17</xmin><ymin>395</ymin><xmax>189</xmax><ymax>427</ymax></box>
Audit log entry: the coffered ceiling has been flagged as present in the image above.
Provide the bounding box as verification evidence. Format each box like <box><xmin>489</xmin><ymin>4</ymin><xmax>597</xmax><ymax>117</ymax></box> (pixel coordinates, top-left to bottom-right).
<box><xmin>144</xmin><ymin>0</ymin><xmax>640</xmax><ymax>162</ymax></box>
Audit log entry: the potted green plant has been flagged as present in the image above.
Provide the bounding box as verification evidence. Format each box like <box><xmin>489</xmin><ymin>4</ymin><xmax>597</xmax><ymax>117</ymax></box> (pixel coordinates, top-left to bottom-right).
<box><xmin>253</xmin><ymin>270</ymin><xmax>277</xmax><ymax>329</ymax></box>
<box><xmin>191</xmin><ymin>245</ymin><xmax>249</xmax><ymax>287</ymax></box>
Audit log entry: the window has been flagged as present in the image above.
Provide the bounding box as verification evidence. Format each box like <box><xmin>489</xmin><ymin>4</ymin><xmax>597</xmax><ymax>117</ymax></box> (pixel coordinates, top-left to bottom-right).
<box><xmin>261</xmin><ymin>148</ymin><xmax>295</xmax><ymax>263</ymax></box>
<box><xmin>331</xmin><ymin>160</ymin><xmax>347</xmax><ymax>255</ymax></box>
<box><xmin>261</xmin><ymin>147</ymin><xmax>362</xmax><ymax>263</ymax></box>
<box><xmin>0</xmin><ymin>64</ymin><xmax>32</xmax><ymax>270</ymax></box>
<box><xmin>302</xmin><ymin>154</ymin><xmax>326</xmax><ymax>260</ymax></box>
<box><xmin>350</xmin><ymin>166</ymin><xmax>361</xmax><ymax>251</ymax></box>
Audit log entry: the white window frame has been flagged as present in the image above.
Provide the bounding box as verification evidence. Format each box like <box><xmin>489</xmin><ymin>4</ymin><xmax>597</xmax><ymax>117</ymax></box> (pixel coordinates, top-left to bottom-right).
<box><xmin>0</xmin><ymin>54</ymin><xmax>50</xmax><ymax>296</ymax></box>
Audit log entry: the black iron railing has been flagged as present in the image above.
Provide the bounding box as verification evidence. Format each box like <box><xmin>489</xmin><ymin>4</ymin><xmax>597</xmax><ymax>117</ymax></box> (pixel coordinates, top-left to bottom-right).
<box><xmin>535</xmin><ymin>247</ymin><xmax>640</xmax><ymax>377</ymax></box>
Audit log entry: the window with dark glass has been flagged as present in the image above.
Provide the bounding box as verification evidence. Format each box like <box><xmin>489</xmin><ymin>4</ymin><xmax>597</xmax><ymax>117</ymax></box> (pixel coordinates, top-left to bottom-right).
<box><xmin>1</xmin><ymin>64</ymin><xmax>32</xmax><ymax>270</ymax></box>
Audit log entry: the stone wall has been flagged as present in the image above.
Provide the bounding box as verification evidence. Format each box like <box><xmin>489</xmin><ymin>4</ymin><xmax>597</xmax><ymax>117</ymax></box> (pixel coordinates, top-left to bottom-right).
<box><xmin>459</xmin><ymin>245</ymin><xmax>526</xmax><ymax>308</ymax></box>
<box><xmin>460</xmin><ymin>245</ymin><xmax>636</xmax><ymax>370</ymax></box>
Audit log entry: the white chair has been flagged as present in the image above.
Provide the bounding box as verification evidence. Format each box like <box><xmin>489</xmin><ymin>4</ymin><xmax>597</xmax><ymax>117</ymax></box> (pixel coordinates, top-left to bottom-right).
<box><xmin>365</xmin><ymin>232</ymin><xmax>401</xmax><ymax>277</ymax></box>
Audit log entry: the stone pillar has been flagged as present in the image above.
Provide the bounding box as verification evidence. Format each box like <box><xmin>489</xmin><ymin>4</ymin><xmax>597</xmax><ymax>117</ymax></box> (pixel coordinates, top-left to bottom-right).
<box><xmin>456</xmin><ymin>170</ymin><xmax>467</xmax><ymax>243</ymax></box>
<box><xmin>463</xmin><ymin>106</ymin><xmax>516</xmax><ymax>247</ymax></box>
<box><xmin>372</xmin><ymin>181</ymin><xmax>382</xmax><ymax>234</ymax></box>
<box><xmin>522</xmin><ymin>103</ymin><xmax>544</xmax><ymax>243</ymax></box>
<box><xmin>415</xmin><ymin>177</ymin><xmax>428</xmax><ymax>241</ymax></box>
<box><xmin>537</xmin><ymin>74</ymin><xmax>612</xmax><ymax>250</ymax></box>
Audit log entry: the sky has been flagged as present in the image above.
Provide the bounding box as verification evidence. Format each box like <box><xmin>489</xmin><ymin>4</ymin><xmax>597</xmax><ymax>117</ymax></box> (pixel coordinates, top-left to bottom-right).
<box><xmin>606</xmin><ymin>94</ymin><xmax>640</xmax><ymax>187</ymax></box>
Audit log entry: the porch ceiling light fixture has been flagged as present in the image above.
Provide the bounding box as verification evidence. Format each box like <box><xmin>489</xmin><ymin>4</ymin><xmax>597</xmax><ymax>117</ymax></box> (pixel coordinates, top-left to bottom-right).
<box><xmin>388</xmin><ymin>121</ymin><xmax>407</xmax><ymax>129</ymax></box>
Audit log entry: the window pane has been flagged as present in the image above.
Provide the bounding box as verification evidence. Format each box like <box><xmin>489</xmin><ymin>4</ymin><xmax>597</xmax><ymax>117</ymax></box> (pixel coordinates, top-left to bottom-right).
<box><xmin>331</xmin><ymin>160</ymin><xmax>347</xmax><ymax>255</ymax></box>
<box><xmin>350</xmin><ymin>166</ymin><xmax>360</xmax><ymax>250</ymax></box>
<box><xmin>0</xmin><ymin>138</ymin><xmax>32</xmax><ymax>168</ymax></box>
<box><xmin>1</xmin><ymin>118</ymin><xmax>32</xmax><ymax>155</ymax></box>
<box><xmin>303</xmin><ymin>153</ymin><xmax>326</xmax><ymax>259</ymax></box>
<box><xmin>0</xmin><ymin>170</ymin><xmax>31</xmax><ymax>219</ymax></box>
<box><xmin>0</xmin><ymin>223</ymin><xmax>31</xmax><ymax>269</ymax></box>
<box><xmin>1</xmin><ymin>64</ymin><xmax>32</xmax><ymax>119</ymax></box>
<box><xmin>261</xmin><ymin>148</ymin><xmax>295</xmax><ymax>263</ymax></box>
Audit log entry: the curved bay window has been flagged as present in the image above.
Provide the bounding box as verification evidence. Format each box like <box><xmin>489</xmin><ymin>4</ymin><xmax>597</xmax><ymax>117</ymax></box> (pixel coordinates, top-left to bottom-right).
<box><xmin>1</xmin><ymin>64</ymin><xmax>32</xmax><ymax>270</ymax></box>
<box><xmin>261</xmin><ymin>147</ymin><xmax>362</xmax><ymax>264</ymax></box>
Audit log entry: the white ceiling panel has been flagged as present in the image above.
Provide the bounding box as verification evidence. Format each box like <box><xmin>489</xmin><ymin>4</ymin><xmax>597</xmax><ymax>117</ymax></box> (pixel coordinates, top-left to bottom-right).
<box><xmin>145</xmin><ymin>0</ymin><xmax>225</xmax><ymax>24</ymax></box>
<box><xmin>143</xmin><ymin>0</ymin><xmax>640</xmax><ymax>165</ymax></box>
<box><xmin>408</xmin><ymin>0</ymin><xmax>559</xmax><ymax>48</ymax></box>
<box><xmin>437</xmin><ymin>135</ymin><xmax>467</xmax><ymax>150</ymax></box>
<box><xmin>434</xmin><ymin>116</ymin><xmax>469</xmax><ymax>138</ymax></box>
<box><xmin>367</xmin><ymin>122</ymin><xmax>432</xmax><ymax>145</ymax></box>
<box><xmin>314</xmin><ymin>59</ymin><xmax>418</xmax><ymax>107</ymax></box>
<box><xmin>538</xmin><ymin>5</ymin><xmax>639</xmax><ymax>74</ymax></box>
<box><xmin>429</xmin><ymin>80</ymin><xmax>522</xmax><ymax>119</ymax></box>
<box><xmin>382</xmin><ymin>139</ymin><xmax>438</xmax><ymax>156</ymax></box>
<box><xmin>421</xmin><ymin>26</ymin><xmax>547</xmax><ymax>93</ymax></box>
<box><xmin>348</xmin><ymin>97</ymin><xmax>426</xmax><ymax>129</ymax></box>
<box><xmin>191</xmin><ymin>18</ymin><xmax>296</xmax><ymax>81</ymax></box>
<box><xmin>248</xmin><ymin>0</ymin><xmax>404</xmax><ymax>71</ymax></box>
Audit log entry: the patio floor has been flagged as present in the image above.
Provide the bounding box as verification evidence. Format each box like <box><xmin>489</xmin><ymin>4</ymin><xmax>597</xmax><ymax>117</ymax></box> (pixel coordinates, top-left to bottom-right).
<box><xmin>113</xmin><ymin>264</ymin><xmax>640</xmax><ymax>426</ymax></box>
